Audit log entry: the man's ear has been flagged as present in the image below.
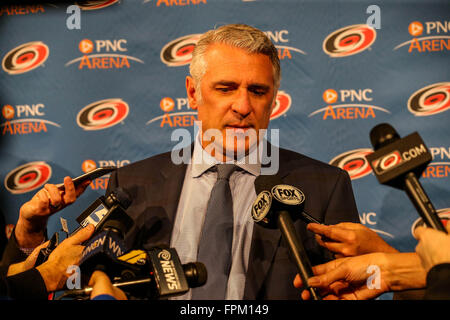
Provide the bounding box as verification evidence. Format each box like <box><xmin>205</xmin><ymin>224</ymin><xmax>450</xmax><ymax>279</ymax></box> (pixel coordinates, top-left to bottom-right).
<box><xmin>186</xmin><ymin>76</ymin><xmax>198</xmax><ymax>110</ymax></box>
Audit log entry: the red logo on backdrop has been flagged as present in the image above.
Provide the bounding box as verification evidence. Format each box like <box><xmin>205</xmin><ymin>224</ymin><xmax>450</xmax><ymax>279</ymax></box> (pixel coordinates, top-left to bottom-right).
<box><xmin>5</xmin><ymin>161</ymin><xmax>52</xmax><ymax>194</ymax></box>
<box><xmin>411</xmin><ymin>208</ymin><xmax>450</xmax><ymax>238</ymax></box>
<box><xmin>75</xmin><ymin>0</ymin><xmax>119</xmax><ymax>10</ymax></box>
<box><xmin>2</xmin><ymin>41</ymin><xmax>49</xmax><ymax>75</ymax></box>
<box><xmin>77</xmin><ymin>99</ymin><xmax>129</xmax><ymax>131</ymax></box>
<box><xmin>408</xmin><ymin>82</ymin><xmax>450</xmax><ymax>116</ymax></box>
<box><xmin>270</xmin><ymin>91</ymin><xmax>291</xmax><ymax>120</ymax></box>
<box><xmin>323</xmin><ymin>24</ymin><xmax>376</xmax><ymax>57</ymax></box>
<box><xmin>160</xmin><ymin>34</ymin><xmax>202</xmax><ymax>67</ymax></box>
<box><xmin>371</xmin><ymin>150</ymin><xmax>403</xmax><ymax>175</ymax></box>
<box><xmin>329</xmin><ymin>148</ymin><xmax>374</xmax><ymax>180</ymax></box>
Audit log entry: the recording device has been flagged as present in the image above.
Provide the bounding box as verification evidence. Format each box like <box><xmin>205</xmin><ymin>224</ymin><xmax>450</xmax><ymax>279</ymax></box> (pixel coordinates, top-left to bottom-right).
<box><xmin>77</xmin><ymin>188</ymin><xmax>135</xmax><ymax>277</ymax></box>
<box><xmin>366</xmin><ymin>123</ymin><xmax>447</xmax><ymax>233</ymax></box>
<box><xmin>56</xmin><ymin>166</ymin><xmax>116</xmax><ymax>190</ymax></box>
<box><xmin>34</xmin><ymin>232</ymin><xmax>59</xmax><ymax>267</ymax></box>
<box><xmin>70</xmin><ymin>187</ymin><xmax>133</xmax><ymax>236</ymax></box>
<box><xmin>252</xmin><ymin>175</ymin><xmax>321</xmax><ymax>300</ymax></box>
<box><xmin>62</xmin><ymin>246</ymin><xmax>207</xmax><ymax>300</ymax></box>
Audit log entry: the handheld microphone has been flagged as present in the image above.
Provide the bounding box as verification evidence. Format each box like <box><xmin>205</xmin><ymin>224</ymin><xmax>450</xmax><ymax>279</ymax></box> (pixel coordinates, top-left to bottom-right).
<box><xmin>78</xmin><ymin>188</ymin><xmax>135</xmax><ymax>277</ymax></box>
<box><xmin>366</xmin><ymin>123</ymin><xmax>446</xmax><ymax>233</ymax></box>
<box><xmin>252</xmin><ymin>175</ymin><xmax>321</xmax><ymax>300</ymax></box>
<box><xmin>62</xmin><ymin>247</ymin><xmax>207</xmax><ymax>300</ymax></box>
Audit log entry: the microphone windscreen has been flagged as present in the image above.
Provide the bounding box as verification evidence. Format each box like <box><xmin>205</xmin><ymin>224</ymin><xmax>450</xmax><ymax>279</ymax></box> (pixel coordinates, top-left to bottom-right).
<box><xmin>110</xmin><ymin>187</ymin><xmax>132</xmax><ymax>209</ymax></box>
<box><xmin>369</xmin><ymin>123</ymin><xmax>401</xmax><ymax>150</ymax></box>
<box><xmin>254</xmin><ymin>174</ymin><xmax>283</xmax><ymax>194</ymax></box>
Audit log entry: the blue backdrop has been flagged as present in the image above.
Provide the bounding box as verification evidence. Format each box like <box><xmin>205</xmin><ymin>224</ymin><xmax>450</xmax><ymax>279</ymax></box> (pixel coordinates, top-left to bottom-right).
<box><xmin>1</xmin><ymin>0</ymin><xmax>449</xmax><ymax>300</ymax></box>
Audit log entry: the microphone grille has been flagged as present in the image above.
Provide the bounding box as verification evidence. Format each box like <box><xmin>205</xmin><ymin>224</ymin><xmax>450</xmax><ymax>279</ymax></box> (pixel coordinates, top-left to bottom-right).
<box><xmin>369</xmin><ymin>123</ymin><xmax>400</xmax><ymax>150</ymax></box>
<box><xmin>110</xmin><ymin>187</ymin><xmax>132</xmax><ymax>209</ymax></box>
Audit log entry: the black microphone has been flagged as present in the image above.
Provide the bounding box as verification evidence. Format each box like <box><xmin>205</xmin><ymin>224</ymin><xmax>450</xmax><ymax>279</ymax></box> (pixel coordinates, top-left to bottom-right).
<box><xmin>78</xmin><ymin>188</ymin><xmax>135</xmax><ymax>277</ymax></box>
<box><xmin>252</xmin><ymin>175</ymin><xmax>321</xmax><ymax>300</ymax></box>
<box><xmin>366</xmin><ymin>123</ymin><xmax>447</xmax><ymax>233</ymax></box>
<box><xmin>62</xmin><ymin>247</ymin><xmax>207</xmax><ymax>300</ymax></box>
<box><xmin>71</xmin><ymin>187</ymin><xmax>133</xmax><ymax>236</ymax></box>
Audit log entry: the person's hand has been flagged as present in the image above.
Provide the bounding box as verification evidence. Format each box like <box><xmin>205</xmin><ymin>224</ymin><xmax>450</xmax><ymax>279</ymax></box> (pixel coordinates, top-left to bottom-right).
<box><xmin>88</xmin><ymin>271</ymin><xmax>127</xmax><ymax>300</ymax></box>
<box><xmin>415</xmin><ymin>224</ymin><xmax>450</xmax><ymax>273</ymax></box>
<box><xmin>293</xmin><ymin>252</ymin><xmax>426</xmax><ymax>300</ymax></box>
<box><xmin>15</xmin><ymin>177</ymin><xmax>91</xmax><ymax>248</ymax></box>
<box><xmin>307</xmin><ymin>222</ymin><xmax>398</xmax><ymax>258</ymax></box>
<box><xmin>6</xmin><ymin>241</ymin><xmax>49</xmax><ymax>276</ymax></box>
<box><xmin>36</xmin><ymin>224</ymin><xmax>95</xmax><ymax>292</ymax></box>
<box><xmin>294</xmin><ymin>253</ymin><xmax>390</xmax><ymax>300</ymax></box>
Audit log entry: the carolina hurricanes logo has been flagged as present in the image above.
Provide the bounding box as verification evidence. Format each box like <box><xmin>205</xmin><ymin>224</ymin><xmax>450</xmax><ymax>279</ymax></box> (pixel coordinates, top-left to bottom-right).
<box><xmin>2</xmin><ymin>41</ymin><xmax>49</xmax><ymax>75</ymax></box>
<box><xmin>270</xmin><ymin>91</ymin><xmax>291</xmax><ymax>120</ymax></box>
<box><xmin>160</xmin><ymin>34</ymin><xmax>202</xmax><ymax>67</ymax></box>
<box><xmin>75</xmin><ymin>0</ymin><xmax>119</xmax><ymax>10</ymax></box>
<box><xmin>5</xmin><ymin>161</ymin><xmax>52</xmax><ymax>194</ymax></box>
<box><xmin>371</xmin><ymin>151</ymin><xmax>403</xmax><ymax>175</ymax></box>
<box><xmin>329</xmin><ymin>148</ymin><xmax>373</xmax><ymax>180</ymax></box>
<box><xmin>77</xmin><ymin>98</ymin><xmax>129</xmax><ymax>131</ymax></box>
<box><xmin>408</xmin><ymin>82</ymin><xmax>450</xmax><ymax>116</ymax></box>
<box><xmin>323</xmin><ymin>24</ymin><xmax>376</xmax><ymax>57</ymax></box>
<box><xmin>411</xmin><ymin>208</ymin><xmax>450</xmax><ymax>238</ymax></box>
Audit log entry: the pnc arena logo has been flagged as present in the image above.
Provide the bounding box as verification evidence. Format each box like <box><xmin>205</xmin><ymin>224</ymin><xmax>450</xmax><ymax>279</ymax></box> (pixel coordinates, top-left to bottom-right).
<box><xmin>147</xmin><ymin>97</ymin><xmax>197</xmax><ymax>128</ymax></box>
<box><xmin>264</xmin><ymin>30</ymin><xmax>306</xmax><ymax>60</ymax></box>
<box><xmin>75</xmin><ymin>0</ymin><xmax>120</xmax><ymax>10</ymax></box>
<box><xmin>1</xmin><ymin>103</ymin><xmax>61</xmax><ymax>136</ymax></box>
<box><xmin>422</xmin><ymin>147</ymin><xmax>450</xmax><ymax>179</ymax></box>
<box><xmin>77</xmin><ymin>99</ymin><xmax>129</xmax><ymax>131</ymax></box>
<box><xmin>329</xmin><ymin>148</ymin><xmax>374</xmax><ymax>180</ymax></box>
<box><xmin>323</xmin><ymin>24</ymin><xmax>376</xmax><ymax>57</ymax></box>
<box><xmin>4</xmin><ymin>161</ymin><xmax>52</xmax><ymax>194</ymax></box>
<box><xmin>160</xmin><ymin>34</ymin><xmax>202</xmax><ymax>67</ymax></box>
<box><xmin>394</xmin><ymin>21</ymin><xmax>450</xmax><ymax>52</ymax></box>
<box><xmin>2</xmin><ymin>41</ymin><xmax>49</xmax><ymax>75</ymax></box>
<box><xmin>411</xmin><ymin>208</ymin><xmax>450</xmax><ymax>238</ymax></box>
<box><xmin>407</xmin><ymin>82</ymin><xmax>450</xmax><ymax>116</ymax></box>
<box><xmin>308</xmin><ymin>88</ymin><xmax>390</xmax><ymax>120</ymax></box>
<box><xmin>81</xmin><ymin>159</ymin><xmax>130</xmax><ymax>190</ymax></box>
<box><xmin>65</xmin><ymin>38</ymin><xmax>144</xmax><ymax>69</ymax></box>
<box><xmin>0</xmin><ymin>4</ymin><xmax>45</xmax><ymax>16</ymax></box>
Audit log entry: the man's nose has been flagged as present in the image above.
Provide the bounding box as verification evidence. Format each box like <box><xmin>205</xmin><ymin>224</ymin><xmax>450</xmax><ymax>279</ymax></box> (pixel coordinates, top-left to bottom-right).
<box><xmin>231</xmin><ymin>89</ymin><xmax>252</xmax><ymax>118</ymax></box>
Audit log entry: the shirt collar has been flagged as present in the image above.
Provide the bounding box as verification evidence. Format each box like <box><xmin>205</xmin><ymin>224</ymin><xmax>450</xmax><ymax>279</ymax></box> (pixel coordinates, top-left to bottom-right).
<box><xmin>191</xmin><ymin>132</ymin><xmax>261</xmax><ymax>178</ymax></box>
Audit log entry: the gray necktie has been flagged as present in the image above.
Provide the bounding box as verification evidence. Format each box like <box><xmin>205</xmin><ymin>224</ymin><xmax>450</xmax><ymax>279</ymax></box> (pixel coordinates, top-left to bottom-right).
<box><xmin>191</xmin><ymin>164</ymin><xmax>237</xmax><ymax>300</ymax></box>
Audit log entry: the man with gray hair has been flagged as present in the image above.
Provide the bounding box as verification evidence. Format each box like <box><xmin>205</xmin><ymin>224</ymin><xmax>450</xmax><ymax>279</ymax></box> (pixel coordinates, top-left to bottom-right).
<box><xmin>106</xmin><ymin>23</ymin><xmax>359</xmax><ymax>300</ymax></box>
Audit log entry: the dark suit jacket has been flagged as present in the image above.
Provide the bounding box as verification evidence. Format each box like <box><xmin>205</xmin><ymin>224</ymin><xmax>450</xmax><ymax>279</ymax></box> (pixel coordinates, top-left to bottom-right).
<box><xmin>425</xmin><ymin>263</ymin><xmax>450</xmax><ymax>300</ymax></box>
<box><xmin>106</xmin><ymin>145</ymin><xmax>360</xmax><ymax>300</ymax></box>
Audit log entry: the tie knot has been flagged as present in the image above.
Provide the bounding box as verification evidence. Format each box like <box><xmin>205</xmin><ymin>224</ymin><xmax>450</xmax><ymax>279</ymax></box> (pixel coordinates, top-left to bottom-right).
<box><xmin>216</xmin><ymin>164</ymin><xmax>237</xmax><ymax>181</ymax></box>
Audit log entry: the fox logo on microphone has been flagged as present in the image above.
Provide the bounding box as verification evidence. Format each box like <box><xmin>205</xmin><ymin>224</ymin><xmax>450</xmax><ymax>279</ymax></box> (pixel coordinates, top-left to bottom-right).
<box><xmin>252</xmin><ymin>191</ymin><xmax>272</xmax><ymax>225</ymax></box>
<box><xmin>272</xmin><ymin>185</ymin><xmax>305</xmax><ymax>206</ymax></box>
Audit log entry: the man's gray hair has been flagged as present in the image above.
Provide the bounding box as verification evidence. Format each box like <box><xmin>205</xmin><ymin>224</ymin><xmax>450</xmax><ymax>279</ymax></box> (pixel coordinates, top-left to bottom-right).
<box><xmin>190</xmin><ymin>24</ymin><xmax>281</xmax><ymax>93</ymax></box>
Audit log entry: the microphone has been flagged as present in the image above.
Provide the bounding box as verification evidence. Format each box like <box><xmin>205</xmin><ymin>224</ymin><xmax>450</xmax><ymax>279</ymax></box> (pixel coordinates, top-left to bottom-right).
<box><xmin>366</xmin><ymin>123</ymin><xmax>447</xmax><ymax>233</ymax></box>
<box><xmin>71</xmin><ymin>187</ymin><xmax>133</xmax><ymax>236</ymax></box>
<box><xmin>252</xmin><ymin>175</ymin><xmax>321</xmax><ymax>300</ymax></box>
<box><xmin>78</xmin><ymin>188</ymin><xmax>135</xmax><ymax>277</ymax></box>
<box><xmin>62</xmin><ymin>247</ymin><xmax>207</xmax><ymax>300</ymax></box>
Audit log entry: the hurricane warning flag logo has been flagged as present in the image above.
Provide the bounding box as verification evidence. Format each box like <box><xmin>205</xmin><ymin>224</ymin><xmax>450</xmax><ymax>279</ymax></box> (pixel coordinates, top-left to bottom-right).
<box><xmin>2</xmin><ymin>41</ymin><xmax>49</xmax><ymax>75</ymax></box>
<box><xmin>408</xmin><ymin>82</ymin><xmax>450</xmax><ymax>116</ymax></box>
<box><xmin>270</xmin><ymin>91</ymin><xmax>291</xmax><ymax>120</ymax></box>
<box><xmin>160</xmin><ymin>34</ymin><xmax>202</xmax><ymax>67</ymax></box>
<box><xmin>5</xmin><ymin>161</ymin><xmax>52</xmax><ymax>194</ymax></box>
<box><xmin>75</xmin><ymin>0</ymin><xmax>119</xmax><ymax>10</ymax></box>
<box><xmin>77</xmin><ymin>99</ymin><xmax>129</xmax><ymax>131</ymax></box>
<box><xmin>323</xmin><ymin>24</ymin><xmax>376</xmax><ymax>57</ymax></box>
<box><xmin>330</xmin><ymin>148</ymin><xmax>373</xmax><ymax>180</ymax></box>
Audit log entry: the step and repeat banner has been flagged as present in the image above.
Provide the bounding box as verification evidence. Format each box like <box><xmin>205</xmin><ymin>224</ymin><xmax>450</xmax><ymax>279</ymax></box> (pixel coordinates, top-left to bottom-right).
<box><xmin>0</xmin><ymin>0</ymin><xmax>449</xmax><ymax>298</ymax></box>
